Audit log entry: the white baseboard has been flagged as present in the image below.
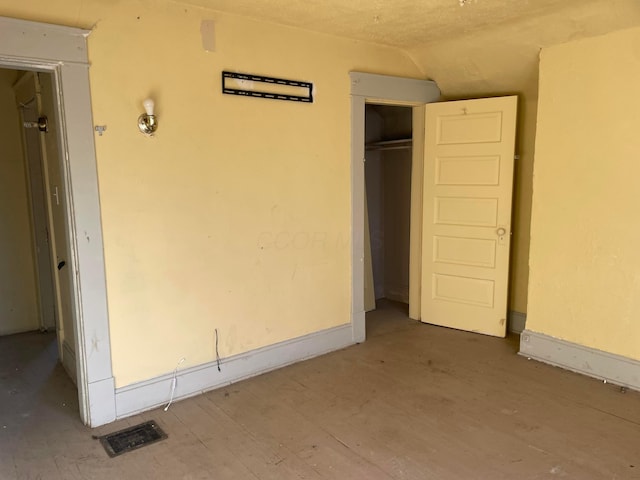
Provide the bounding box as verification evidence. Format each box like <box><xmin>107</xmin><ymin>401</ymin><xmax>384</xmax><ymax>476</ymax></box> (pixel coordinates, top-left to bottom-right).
<box><xmin>62</xmin><ymin>339</ymin><xmax>77</xmax><ymax>385</ymax></box>
<box><xmin>508</xmin><ymin>311</ymin><xmax>527</xmax><ymax>334</ymax></box>
<box><xmin>519</xmin><ymin>330</ymin><xmax>640</xmax><ymax>392</ymax></box>
<box><xmin>115</xmin><ymin>323</ymin><xmax>355</xmax><ymax>419</ymax></box>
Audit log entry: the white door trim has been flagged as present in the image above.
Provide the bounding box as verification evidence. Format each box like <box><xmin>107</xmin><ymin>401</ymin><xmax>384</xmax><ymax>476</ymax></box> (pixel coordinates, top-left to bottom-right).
<box><xmin>0</xmin><ymin>16</ymin><xmax>115</xmax><ymax>427</ymax></box>
<box><xmin>350</xmin><ymin>72</ymin><xmax>440</xmax><ymax>342</ymax></box>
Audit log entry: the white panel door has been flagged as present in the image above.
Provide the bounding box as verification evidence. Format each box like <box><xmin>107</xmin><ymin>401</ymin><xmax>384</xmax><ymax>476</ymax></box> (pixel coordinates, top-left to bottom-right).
<box><xmin>14</xmin><ymin>76</ymin><xmax>57</xmax><ymax>332</ymax></box>
<box><xmin>421</xmin><ymin>96</ymin><xmax>517</xmax><ymax>337</ymax></box>
<box><xmin>38</xmin><ymin>73</ymin><xmax>78</xmax><ymax>383</ymax></box>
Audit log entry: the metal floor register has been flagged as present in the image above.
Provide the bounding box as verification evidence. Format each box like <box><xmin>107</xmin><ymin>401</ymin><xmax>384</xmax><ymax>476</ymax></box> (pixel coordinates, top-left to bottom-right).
<box><xmin>97</xmin><ymin>420</ymin><xmax>167</xmax><ymax>457</ymax></box>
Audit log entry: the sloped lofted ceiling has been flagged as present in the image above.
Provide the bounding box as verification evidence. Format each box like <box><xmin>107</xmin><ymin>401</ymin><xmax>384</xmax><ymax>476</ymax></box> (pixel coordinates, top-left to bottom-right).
<box><xmin>176</xmin><ymin>0</ymin><xmax>640</xmax><ymax>96</ymax></box>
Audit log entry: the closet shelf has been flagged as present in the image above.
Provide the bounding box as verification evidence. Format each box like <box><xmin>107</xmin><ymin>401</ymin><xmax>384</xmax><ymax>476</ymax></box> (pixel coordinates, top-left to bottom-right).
<box><xmin>365</xmin><ymin>138</ymin><xmax>412</xmax><ymax>151</ymax></box>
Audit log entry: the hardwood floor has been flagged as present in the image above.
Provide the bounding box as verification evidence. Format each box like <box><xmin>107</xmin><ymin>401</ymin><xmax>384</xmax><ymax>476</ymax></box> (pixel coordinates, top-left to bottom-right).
<box><xmin>2</xmin><ymin>304</ymin><xmax>639</xmax><ymax>479</ymax></box>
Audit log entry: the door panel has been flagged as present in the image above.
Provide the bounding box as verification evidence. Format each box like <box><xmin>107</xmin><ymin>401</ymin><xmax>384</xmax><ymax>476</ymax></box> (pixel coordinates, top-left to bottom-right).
<box><xmin>434</xmin><ymin>196</ymin><xmax>498</xmax><ymax>226</ymax></box>
<box><xmin>435</xmin><ymin>155</ymin><xmax>500</xmax><ymax>186</ymax></box>
<box><xmin>421</xmin><ymin>96</ymin><xmax>517</xmax><ymax>337</ymax></box>
<box><xmin>38</xmin><ymin>72</ymin><xmax>77</xmax><ymax>383</ymax></box>
<box><xmin>436</xmin><ymin>111</ymin><xmax>504</xmax><ymax>144</ymax></box>
<box><xmin>433</xmin><ymin>236</ymin><xmax>496</xmax><ymax>268</ymax></box>
<box><xmin>14</xmin><ymin>76</ymin><xmax>57</xmax><ymax>332</ymax></box>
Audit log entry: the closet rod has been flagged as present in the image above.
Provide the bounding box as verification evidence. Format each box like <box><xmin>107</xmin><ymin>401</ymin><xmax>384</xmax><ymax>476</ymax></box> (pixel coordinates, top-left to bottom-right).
<box><xmin>365</xmin><ymin>138</ymin><xmax>412</xmax><ymax>151</ymax></box>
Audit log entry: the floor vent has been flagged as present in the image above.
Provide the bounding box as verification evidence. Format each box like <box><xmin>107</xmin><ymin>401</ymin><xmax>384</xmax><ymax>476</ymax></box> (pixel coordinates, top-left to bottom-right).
<box><xmin>97</xmin><ymin>420</ymin><xmax>167</xmax><ymax>457</ymax></box>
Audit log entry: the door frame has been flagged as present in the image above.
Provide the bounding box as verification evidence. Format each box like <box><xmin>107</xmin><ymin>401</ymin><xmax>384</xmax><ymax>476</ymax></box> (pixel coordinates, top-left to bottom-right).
<box><xmin>350</xmin><ymin>72</ymin><xmax>440</xmax><ymax>341</ymax></box>
<box><xmin>0</xmin><ymin>16</ymin><xmax>116</xmax><ymax>427</ymax></box>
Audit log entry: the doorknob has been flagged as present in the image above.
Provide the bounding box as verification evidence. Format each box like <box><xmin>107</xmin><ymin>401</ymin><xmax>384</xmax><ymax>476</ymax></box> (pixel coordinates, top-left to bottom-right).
<box><xmin>23</xmin><ymin>116</ymin><xmax>48</xmax><ymax>132</ymax></box>
<box><xmin>496</xmin><ymin>227</ymin><xmax>507</xmax><ymax>236</ymax></box>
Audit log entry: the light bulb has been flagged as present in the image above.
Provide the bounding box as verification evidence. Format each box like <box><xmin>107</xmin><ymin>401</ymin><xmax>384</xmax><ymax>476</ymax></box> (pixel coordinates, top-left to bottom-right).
<box><xmin>142</xmin><ymin>98</ymin><xmax>155</xmax><ymax>116</ymax></box>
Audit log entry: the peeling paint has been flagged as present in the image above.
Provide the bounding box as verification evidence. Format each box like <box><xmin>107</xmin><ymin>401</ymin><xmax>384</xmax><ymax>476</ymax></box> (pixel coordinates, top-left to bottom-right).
<box><xmin>200</xmin><ymin>19</ymin><xmax>215</xmax><ymax>52</ymax></box>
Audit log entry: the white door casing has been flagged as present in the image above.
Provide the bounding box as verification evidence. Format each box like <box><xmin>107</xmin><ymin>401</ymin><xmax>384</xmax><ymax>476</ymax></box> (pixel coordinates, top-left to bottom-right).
<box><xmin>350</xmin><ymin>72</ymin><xmax>441</xmax><ymax>341</ymax></box>
<box><xmin>421</xmin><ymin>96</ymin><xmax>517</xmax><ymax>337</ymax></box>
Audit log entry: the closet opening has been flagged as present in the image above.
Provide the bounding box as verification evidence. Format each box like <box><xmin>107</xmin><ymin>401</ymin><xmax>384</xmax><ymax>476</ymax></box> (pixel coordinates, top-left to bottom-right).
<box><xmin>364</xmin><ymin>104</ymin><xmax>414</xmax><ymax>336</ymax></box>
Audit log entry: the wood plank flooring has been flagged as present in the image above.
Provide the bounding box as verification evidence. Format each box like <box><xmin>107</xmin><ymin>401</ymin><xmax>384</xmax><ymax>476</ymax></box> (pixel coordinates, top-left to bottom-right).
<box><xmin>2</xmin><ymin>301</ymin><xmax>639</xmax><ymax>479</ymax></box>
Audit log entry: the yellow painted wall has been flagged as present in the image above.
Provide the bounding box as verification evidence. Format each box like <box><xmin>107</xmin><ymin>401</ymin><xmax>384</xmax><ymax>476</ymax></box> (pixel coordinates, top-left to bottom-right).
<box><xmin>527</xmin><ymin>26</ymin><xmax>640</xmax><ymax>360</ymax></box>
<box><xmin>0</xmin><ymin>1</ymin><xmax>422</xmax><ymax>386</ymax></box>
<box><xmin>0</xmin><ymin>69</ymin><xmax>40</xmax><ymax>335</ymax></box>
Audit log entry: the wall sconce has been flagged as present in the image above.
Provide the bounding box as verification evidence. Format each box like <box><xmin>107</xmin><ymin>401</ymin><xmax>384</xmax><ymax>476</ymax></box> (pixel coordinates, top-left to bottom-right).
<box><xmin>138</xmin><ymin>98</ymin><xmax>157</xmax><ymax>136</ymax></box>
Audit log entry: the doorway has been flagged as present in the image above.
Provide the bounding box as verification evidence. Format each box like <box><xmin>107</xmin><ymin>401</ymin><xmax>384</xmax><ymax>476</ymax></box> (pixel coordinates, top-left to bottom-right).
<box><xmin>0</xmin><ymin>15</ymin><xmax>116</xmax><ymax>427</ymax></box>
<box><xmin>351</xmin><ymin>73</ymin><xmax>517</xmax><ymax>342</ymax></box>
<box><xmin>349</xmin><ymin>72</ymin><xmax>440</xmax><ymax>343</ymax></box>
<box><xmin>364</xmin><ymin>104</ymin><xmax>413</xmax><ymax>337</ymax></box>
<box><xmin>0</xmin><ymin>67</ymin><xmax>78</xmax><ymax>413</ymax></box>
<box><xmin>2</xmin><ymin>67</ymin><xmax>78</xmax><ymax>380</ymax></box>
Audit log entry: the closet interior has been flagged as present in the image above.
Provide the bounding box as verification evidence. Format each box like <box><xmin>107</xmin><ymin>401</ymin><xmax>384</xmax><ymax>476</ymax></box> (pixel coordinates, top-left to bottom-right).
<box><xmin>364</xmin><ymin>104</ymin><xmax>413</xmax><ymax>312</ymax></box>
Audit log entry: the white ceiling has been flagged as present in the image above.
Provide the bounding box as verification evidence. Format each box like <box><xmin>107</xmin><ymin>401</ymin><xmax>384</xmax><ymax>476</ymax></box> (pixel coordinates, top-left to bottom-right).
<box><xmin>179</xmin><ymin>0</ymin><xmax>640</xmax><ymax>96</ymax></box>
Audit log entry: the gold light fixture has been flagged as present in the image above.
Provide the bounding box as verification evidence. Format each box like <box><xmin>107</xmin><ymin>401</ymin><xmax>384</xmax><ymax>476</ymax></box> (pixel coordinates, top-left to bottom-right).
<box><xmin>137</xmin><ymin>98</ymin><xmax>157</xmax><ymax>136</ymax></box>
